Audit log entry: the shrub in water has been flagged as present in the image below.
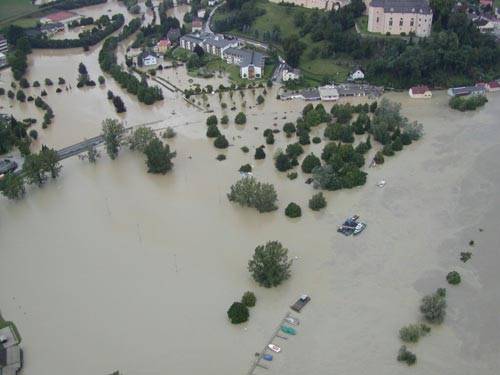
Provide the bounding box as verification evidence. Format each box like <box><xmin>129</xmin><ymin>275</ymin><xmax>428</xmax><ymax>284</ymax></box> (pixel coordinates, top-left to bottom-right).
<box><xmin>399</xmin><ymin>323</ymin><xmax>430</xmax><ymax>343</ymax></box>
<box><xmin>446</xmin><ymin>271</ymin><xmax>461</xmax><ymax>285</ymax></box>
<box><xmin>285</xmin><ymin>202</ymin><xmax>301</xmax><ymax>218</ymax></box>
<box><xmin>214</xmin><ymin>135</ymin><xmax>229</xmax><ymax>149</ymax></box>
<box><xmin>227</xmin><ymin>302</ymin><xmax>249</xmax><ymax>324</ymax></box>
<box><xmin>239</xmin><ymin>164</ymin><xmax>252</xmax><ymax>173</ymax></box>
<box><xmin>309</xmin><ymin>192</ymin><xmax>327</xmax><ymax>211</ymax></box>
<box><xmin>241</xmin><ymin>291</ymin><xmax>256</xmax><ymax>307</ymax></box>
<box><xmin>397</xmin><ymin>346</ymin><xmax>416</xmax><ymax>366</ymax></box>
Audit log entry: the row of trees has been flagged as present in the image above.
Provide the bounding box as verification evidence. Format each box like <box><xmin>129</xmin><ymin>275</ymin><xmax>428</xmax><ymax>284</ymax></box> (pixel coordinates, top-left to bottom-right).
<box><xmin>40</xmin><ymin>0</ymin><xmax>106</xmax><ymax>10</ymax></box>
<box><xmin>30</xmin><ymin>14</ymin><xmax>125</xmax><ymax>49</ymax></box>
<box><xmin>449</xmin><ymin>95</ymin><xmax>488</xmax><ymax>111</ymax></box>
<box><xmin>98</xmin><ymin>18</ymin><xmax>164</xmax><ymax>105</ymax></box>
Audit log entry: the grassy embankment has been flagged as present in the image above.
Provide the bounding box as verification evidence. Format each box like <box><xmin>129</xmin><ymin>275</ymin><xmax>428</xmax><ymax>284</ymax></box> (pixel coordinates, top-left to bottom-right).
<box><xmin>212</xmin><ymin>0</ymin><xmax>355</xmax><ymax>85</ymax></box>
<box><xmin>0</xmin><ymin>0</ymin><xmax>39</xmax><ymax>29</ymax></box>
<box><xmin>0</xmin><ymin>314</ymin><xmax>22</xmax><ymax>343</ymax></box>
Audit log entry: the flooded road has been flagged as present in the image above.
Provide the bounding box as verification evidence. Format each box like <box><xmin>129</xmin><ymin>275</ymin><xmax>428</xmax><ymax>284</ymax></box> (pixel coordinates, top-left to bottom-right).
<box><xmin>1</xmin><ymin>4</ymin><xmax>500</xmax><ymax>374</ymax></box>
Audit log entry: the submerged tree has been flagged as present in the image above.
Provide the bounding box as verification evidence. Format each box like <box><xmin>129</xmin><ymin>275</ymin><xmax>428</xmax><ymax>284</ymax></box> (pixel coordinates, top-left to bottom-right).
<box><xmin>248</xmin><ymin>241</ymin><xmax>292</xmax><ymax>288</ymax></box>
<box><xmin>144</xmin><ymin>138</ymin><xmax>176</xmax><ymax>174</ymax></box>
<box><xmin>227</xmin><ymin>177</ymin><xmax>277</xmax><ymax>213</ymax></box>
<box><xmin>420</xmin><ymin>288</ymin><xmax>447</xmax><ymax>324</ymax></box>
<box><xmin>39</xmin><ymin>145</ymin><xmax>62</xmax><ymax>179</ymax></box>
<box><xmin>227</xmin><ymin>302</ymin><xmax>249</xmax><ymax>324</ymax></box>
<box><xmin>0</xmin><ymin>173</ymin><xmax>26</xmax><ymax>200</ymax></box>
<box><xmin>129</xmin><ymin>126</ymin><xmax>156</xmax><ymax>152</ymax></box>
<box><xmin>102</xmin><ymin>118</ymin><xmax>124</xmax><ymax>160</ymax></box>
<box><xmin>23</xmin><ymin>154</ymin><xmax>47</xmax><ymax>186</ymax></box>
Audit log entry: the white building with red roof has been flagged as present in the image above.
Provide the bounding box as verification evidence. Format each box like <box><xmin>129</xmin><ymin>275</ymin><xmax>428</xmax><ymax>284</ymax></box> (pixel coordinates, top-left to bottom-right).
<box><xmin>154</xmin><ymin>39</ymin><xmax>172</xmax><ymax>54</ymax></box>
<box><xmin>409</xmin><ymin>85</ymin><xmax>432</xmax><ymax>98</ymax></box>
<box><xmin>40</xmin><ymin>10</ymin><xmax>81</xmax><ymax>25</ymax></box>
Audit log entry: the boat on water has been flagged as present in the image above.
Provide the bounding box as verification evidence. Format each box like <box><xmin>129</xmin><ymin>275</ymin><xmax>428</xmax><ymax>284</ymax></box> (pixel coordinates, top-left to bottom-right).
<box><xmin>353</xmin><ymin>222</ymin><xmax>367</xmax><ymax>235</ymax></box>
<box><xmin>285</xmin><ymin>316</ymin><xmax>299</xmax><ymax>325</ymax></box>
<box><xmin>263</xmin><ymin>354</ymin><xmax>273</xmax><ymax>361</ymax></box>
<box><xmin>291</xmin><ymin>294</ymin><xmax>311</xmax><ymax>312</ymax></box>
<box><xmin>281</xmin><ymin>325</ymin><xmax>297</xmax><ymax>335</ymax></box>
<box><xmin>268</xmin><ymin>344</ymin><xmax>281</xmax><ymax>353</ymax></box>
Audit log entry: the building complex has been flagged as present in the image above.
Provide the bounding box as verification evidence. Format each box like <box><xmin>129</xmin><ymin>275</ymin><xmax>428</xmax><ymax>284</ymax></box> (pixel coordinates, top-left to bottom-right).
<box><xmin>180</xmin><ymin>33</ymin><xmax>266</xmax><ymax>79</ymax></box>
<box><xmin>368</xmin><ymin>0</ymin><xmax>433</xmax><ymax>37</ymax></box>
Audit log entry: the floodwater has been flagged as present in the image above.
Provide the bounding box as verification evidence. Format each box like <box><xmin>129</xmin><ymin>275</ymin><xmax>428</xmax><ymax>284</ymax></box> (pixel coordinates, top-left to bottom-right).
<box><xmin>1</xmin><ymin>4</ymin><xmax>500</xmax><ymax>375</ymax></box>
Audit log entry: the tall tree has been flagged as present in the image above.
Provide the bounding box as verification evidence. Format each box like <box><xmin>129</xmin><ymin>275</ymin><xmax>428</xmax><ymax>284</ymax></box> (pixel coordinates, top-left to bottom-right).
<box><xmin>39</xmin><ymin>145</ymin><xmax>62</xmax><ymax>179</ymax></box>
<box><xmin>102</xmin><ymin>118</ymin><xmax>124</xmax><ymax>160</ymax></box>
<box><xmin>144</xmin><ymin>138</ymin><xmax>176</xmax><ymax>174</ymax></box>
<box><xmin>248</xmin><ymin>241</ymin><xmax>292</xmax><ymax>287</ymax></box>
<box><xmin>23</xmin><ymin>154</ymin><xmax>46</xmax><ymax>186</ymax></box>
<box><xmin>282</xmin><ymin>35</ymin><xmax>305</xmax><ymax>68</ymax></box>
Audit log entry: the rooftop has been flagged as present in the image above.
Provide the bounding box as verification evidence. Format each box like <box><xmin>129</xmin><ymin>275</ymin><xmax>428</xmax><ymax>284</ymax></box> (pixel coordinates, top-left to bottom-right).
<box><xmin>370</xmin><ymin>0</ymin><xmax>432</xmax><ymax>14</ymax></box>
<box><xmin>225</xmin><ymin>48</ymin><xmax>266</xmax><ymax>68</ymax></box>
<box><xmin>411</xmin><ymin>85</ymin><xmax>430</xmax><ymax>94</ymax></box>
<box><xmin>43</xmin><ymin>10</ymin><xmax>79</xmax><ymax>22</ymax></box>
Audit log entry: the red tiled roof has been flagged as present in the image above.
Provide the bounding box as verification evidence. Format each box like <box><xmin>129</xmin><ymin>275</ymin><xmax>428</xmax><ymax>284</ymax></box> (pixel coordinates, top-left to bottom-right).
<box><xmin>157</xmin><ymin>39</ymin><xmax>171</xmax><ymax>47</ymax></box>
<box><xmin>410</xmin><ymin>85</ymin><xmax>430</xmax><ymax>94</ymax></box>
<box><xmin>192</xmin><ymin>19</ymin><xmax>203</xmax><ymax>27</ymax></box>
<box><xmin>488</xmin><ymin>81</ymin><xmax>500</xmax><ymax>88</ymax></box>
<box><xmin>45</xmin><ymin>11</ymin><xmax>78</xmax><ymax>22</ymax></box>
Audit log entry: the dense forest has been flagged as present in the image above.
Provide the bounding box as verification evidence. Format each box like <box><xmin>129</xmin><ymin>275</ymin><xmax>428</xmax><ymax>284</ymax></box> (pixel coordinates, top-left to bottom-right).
<box><xmin>39</xmin><ymin>0</ymin><xmax>107</xmax><ymax>10</ymax></box>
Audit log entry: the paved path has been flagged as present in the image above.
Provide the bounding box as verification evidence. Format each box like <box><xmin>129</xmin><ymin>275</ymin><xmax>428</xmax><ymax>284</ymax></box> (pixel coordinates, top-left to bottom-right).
<box><xmin>204</xmin><ymin>2</ymin><xmax>224</xmax><ymax>34</ymax></box>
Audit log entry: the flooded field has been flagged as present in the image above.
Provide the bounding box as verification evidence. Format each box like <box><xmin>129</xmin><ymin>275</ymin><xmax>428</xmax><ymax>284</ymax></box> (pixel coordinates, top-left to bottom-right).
<box><xmin>1</xmin><ymin>3</ymin><xmax>500</xmax><ymax>375</ymax></box>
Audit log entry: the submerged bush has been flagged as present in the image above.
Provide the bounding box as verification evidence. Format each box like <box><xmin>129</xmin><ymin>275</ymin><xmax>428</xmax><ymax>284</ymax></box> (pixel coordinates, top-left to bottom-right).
<box><xmin>309</xmin><ymin>192</ymin><xmax>327</xmax><ymax>211</ymax></box>
<box><xmin>285</xmin><ymin>202</ymin><xmax>301</xmax><ymax>218</ymax></box>
<box><xmin>397</xmin><ymin>346</ymin><xmax>416</xmax><ymax>366</ymax></box>
<box><xmin>214</xmin><ymin>134</ymin><xmax>229</xmax><ymax>149</ymax></box>
<box><xmin>420</xmin><ymin>288</ymin><xmax>447</xmax><ymax>324</ymax></box>
<box><xmin>239</xmin><ymin>164</ymin><xmax>252</xmax><ymax>173</ymax></box>
<box><xmin>227</xmin><ymin>177</ymin><xmax>277</xmax><ymax>213</ymax></box>
<box><xmin>227</xmin><ymin>302</ymin><xmax>249</xmax><ymax>324</ymax></box>
<box><xmin>446</xmin><ymin>271</ymin><xmax>461</xmax><ymax>285</ymax></box>
<box><xmin>241</xmin><ymin>291</ymin><xmax>256</xmax><ymax>307</ymax></box>
<box><xmin>399</xmin><ymin>323</ymin><xmax>430</xmax><ymax>343</ymax></box>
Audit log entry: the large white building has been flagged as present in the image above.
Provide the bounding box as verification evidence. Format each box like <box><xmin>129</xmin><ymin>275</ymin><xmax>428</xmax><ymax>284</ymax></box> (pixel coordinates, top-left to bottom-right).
<box><xmin>0</xmin><ymin>35</ymin><xmax>8</xmax><ymax>54</ymax></box>
<box><xmin>224</xmin><ymin>48</ymin><xmax>266</xmax><ymax>80</ymax></box>
<box><xmin>368</xmin><ymin>0</ymin><xmax>433</xmax><ymax>37</ymax></box>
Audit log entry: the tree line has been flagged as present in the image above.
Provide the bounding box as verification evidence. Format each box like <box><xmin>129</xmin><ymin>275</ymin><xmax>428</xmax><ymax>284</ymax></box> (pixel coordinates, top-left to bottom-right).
<box><xmin>98</xmin><ymin>18</ymin><xmax>164</xmax><ymax>105</ymax></box>
<box><xmin>29</xmin><ymin>14</ymin><xmax>125</xmax><ymax>49</ymax></box>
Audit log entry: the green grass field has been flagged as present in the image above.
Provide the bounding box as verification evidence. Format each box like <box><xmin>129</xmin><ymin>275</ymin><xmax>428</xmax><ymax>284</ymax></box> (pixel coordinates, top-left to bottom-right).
<box><xmin>0</xmin><ymin>0</ymin><xmax>38</xmax><ymax>23</ymax></box>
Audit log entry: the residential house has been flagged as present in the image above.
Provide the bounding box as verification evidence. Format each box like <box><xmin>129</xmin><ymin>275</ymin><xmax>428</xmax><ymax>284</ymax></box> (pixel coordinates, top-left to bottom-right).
<box><xmin>40</xmin><ymin>10</ymin><xmax>81</xmax><ymax>25</ymax></box>
<box><xmin>486</xmin><ymin>80</ymin><xmax>500</xmax><ymax>92</ymax></box>
<box><xmin>336</xmin><ymin>83</ymin><xmax>384</xmax><ymax>97</ymax></box>
<box><xmin>0</xmin><ymin>326</ymin><xmax>22</xmax><ymax>375</ymax></box>
<box><xmin>447</xmin><ymin>85</ymin><xmax>486</xmax><ymax>97</ymax></box>
<box><xmin>0</xmin><ymin>35</ymin><xmax>7</xmax><ymax>54</ymax></box>
<box><xmin>480</xmin><ymin>0</ymin><xmax>493</xmax><ymax>7</ymax></box>
<box><xmin>40</xmin><ymin>22</ymin><xmax>65</xmax><ymax>37</ymax></box>
<box><xmin>208</xmin><ymin>0</ymin><xmax>219</xmax><ymax>5</ymax></box>
<box><xmin>282</xmin><ymin>64</ymin><xmax>301</xmax><ymax>81</ymax></box>
<box><xmin>166</xmin><ymin>28</ymin><xmax>181</xmax><ymax>43</ymax></box>
<box><xmin>154</xmin><ymin>39</ymin><xmax>171</xmax><ymax>54</ymax></box>
<box><xmin>197</xmin><ymin>9</ymin><xmax>206</xmax><ymax>18</ymax></box>
<box><xmin>224</xmin><ymin>48</ymin><xmax>266</xmax><ymax>79</ymax></box>
<box><xmin>349</xmin><ymin>68</ymin><xmax>365</xmax><ymax>81</ymax></box>
<box><xmin>368</xmin><ymin>0</ymin><xmax>433</xmax><ymax>37</ymax></box>
<box><xmin>318</xmin><ymin>85</ymin><xmax>340</xmax><ymax>101</ymax></box>
<box><xmin>192</xmin><ymin>19</ymin><xmax>203</xmax><ymax>32</ymax></box>
<box><xmin>409</xmin><ymin>85</ymin><xmax>432</xmax><ymax>98</ymax></box>
<box><xmin>143</xmin><ymin>54</ymin><xmax>158</xmax><ymax>67</ymax></box>
<box><xmin>0</xmin><ymin>52</ymin><xmax>7</xmax><ymax>68</ymax></box>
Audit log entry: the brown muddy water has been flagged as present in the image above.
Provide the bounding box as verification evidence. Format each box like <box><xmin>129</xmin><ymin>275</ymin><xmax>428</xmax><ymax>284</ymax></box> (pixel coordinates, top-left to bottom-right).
<box><xmin>1</xmin><ymin>5</ymin><xmax>500</xmax><ymax>374</ymax></box>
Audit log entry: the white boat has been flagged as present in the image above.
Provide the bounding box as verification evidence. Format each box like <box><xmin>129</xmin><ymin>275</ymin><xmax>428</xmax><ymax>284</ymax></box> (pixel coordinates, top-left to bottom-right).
<box><xmin>285</xmin><ymin>317</ymin><xmax>299</xmax><ymax>326</ymax></box>
<box><xmin>268</xmin><ymin>344</ymin><xmax>281</xmax><ymax>353</ymax></box>
<box><xmin>353</xmin><ymin>222</ymin><xmax>366</xmax><ymax>235</ymax></box>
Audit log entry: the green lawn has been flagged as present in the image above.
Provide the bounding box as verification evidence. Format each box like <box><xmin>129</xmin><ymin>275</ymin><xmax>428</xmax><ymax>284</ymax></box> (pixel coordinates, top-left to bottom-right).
<box><xmin>0</xmin><ymin>0</ymin><xmax>38</xmax><ymax>23</ymax></box>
